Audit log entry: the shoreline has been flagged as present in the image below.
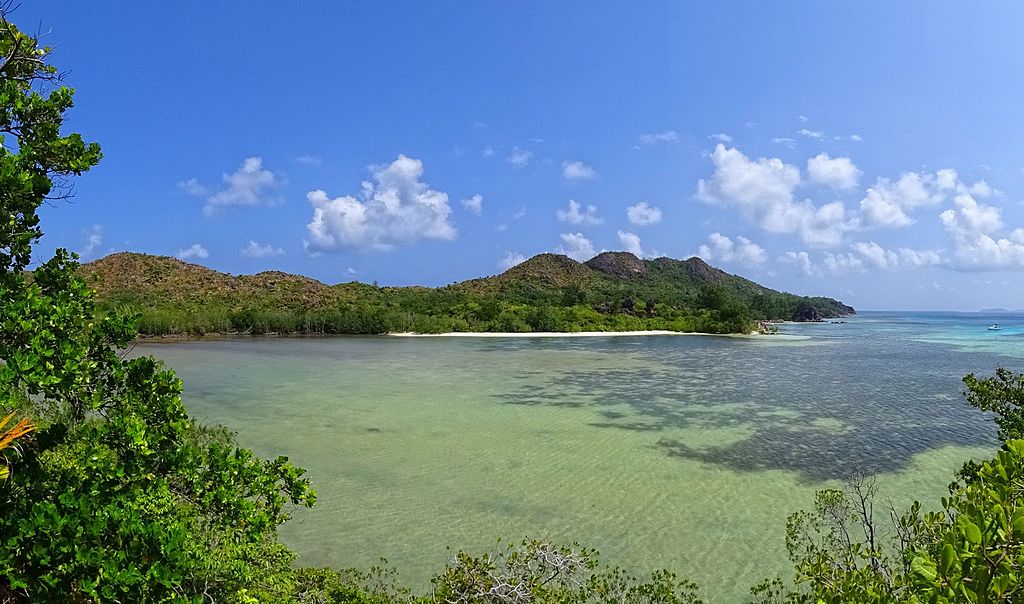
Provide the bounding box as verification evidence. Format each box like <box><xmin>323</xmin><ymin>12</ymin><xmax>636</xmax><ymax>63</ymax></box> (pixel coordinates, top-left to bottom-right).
<box><xmin>130</xmin><ymin>329</ymin><xmax>825</xmax><ymax>343</ymax></box>
<box><xmin>387</xmin><ymin>330</ymin><xmax>762</xmax><ymax>338</ymax></box>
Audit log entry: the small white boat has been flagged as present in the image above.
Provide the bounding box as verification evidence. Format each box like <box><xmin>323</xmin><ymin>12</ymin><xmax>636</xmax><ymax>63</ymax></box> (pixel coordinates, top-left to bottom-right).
<box><xmin>989</xmin><ymin>324</ymin><xmax>1002</xmax><ymax>331</ymax></box>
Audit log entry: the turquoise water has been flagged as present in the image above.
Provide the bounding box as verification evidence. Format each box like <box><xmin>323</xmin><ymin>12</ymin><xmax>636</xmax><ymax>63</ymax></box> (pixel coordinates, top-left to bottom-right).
<box><xmin>134</xmin><ymin>311</ymin><xmax>1021</xmax><ymax>602</ymax></box>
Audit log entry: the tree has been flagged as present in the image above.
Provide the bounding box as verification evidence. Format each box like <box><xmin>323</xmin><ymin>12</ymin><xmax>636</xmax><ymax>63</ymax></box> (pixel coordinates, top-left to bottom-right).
<box><xmin>0</xmin><ymin>9</ymin><xmax>315</xmax><ymax>602</ymax></box>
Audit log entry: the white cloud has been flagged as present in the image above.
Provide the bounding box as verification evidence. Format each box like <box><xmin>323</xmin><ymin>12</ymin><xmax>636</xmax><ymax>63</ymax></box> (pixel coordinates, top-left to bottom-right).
<box><xmin>557</xmin><ymin>199</ymin><xmax>602</xmax><ymax>225</ymax></box>
<box><xmin>941</xmin><ymin>193</ymin><xmax>1024</xmax><ymax>270</ymax></box>
<box><xmin>708</xmin><ymin>133</ymin><xmax>733</xmax><ymax>143</ymax></box>
<box><xmin>798</xmin><ymin>128</ymin><xmax>824</xmax><ymax>139</ymax></box>
<box><xmin>294</xmin><ymin>155</ymin><xmax>323</xmax><ymax>167</ymax></box>
<box><xmin>177</xmin><ymin>243</ymin><xmax>209</xmax><ymax>260</ymax></box>
<box><xmin>462</xmin><ymin>194</ymin><xmax>484</xmax><ymax>215</ymax></box>
<box><xmin>556</xmin><ymin>232</ymin><xmax>596</xmax><ymax>261</ymax></box>
<box><xmin>178</xmin><ymin>178</ymin><xmax>208</xmax><ymax>196</ymax></box>
<box><xmin>823</xmin><ymin>251</ymin><xmax>865</xmax><ymax>274</ymax></box>
<box><xmin>639</xmin><ymin>130</ymin><xmax>679</xmax><ymax>145</ymax></box>
<box><xmin>498</xmin><ymin>251</ymin><xmax>527</xmax><ymax>270</ymax></box>
<box><xmin>898</xmin><ymin>247</ymin><xmax>943</xmax><ymax>267</ymax></box>
<box><xmin>849</xmin><ymin>134</ymin><xmax>863</xmax><ymax>142</ymax></box>
<box><xmin>828</xmin><ymin>241</ymin><xmax>944</xmax><ymax>272</ymax></box>
<box><xmin>859</xmin><ymin>170</ymin><xmax>955</xmax><ymax>228</ymax></box>
<box><xmin>696</xmin><ymin>144</ymin><xmax>854</xmax><ymax>248</ymax></box>
<box><xmin>807</xmin><ymin>153</ymin><xmax>861</xmax><ymax>190</ymax></box>
<box><xmin>850</xmin><ymin>241</ymin><xmax>898</xmax><ymax>269</ymax></box>
<box><xmin>241</xmin><ymin>240</ymin><xmax>285</xmax><ymax>258</ymax></box>
<box><xmin>305</xmin><ymin>154</ymin><xmax>456</xmax><ymax>253</ymax></box>
<box><xmin>782</xmin><ymin>251</ymin><xmax>816</xmax><ymax>276</ymax></box>
<box><xmin>697</xmin><ymin>145</ymin><xmax>800</xmax><ymax>212</ymax></box>
<box><xmin>798</xmin><ymin>115</ymin><xmax>809</xmax><ymax>123</ymax></box>
<box><xmin>482</xmin><ymin>145</ymin><xmax>495</xmax><ymax>157</ymax></box>
<box><xmin>697</xmin><ymin>233</ymin><xmax>766</xmax><ymax>267</ymax></box>
<box><xmin>562</xmin><ymin>160</ymin><xmax>597</xmax><ymax>181</ymax></box>
<box><xmin>181</xmin><ymin>157</ymin><xmax>280</xmax><ymax>216</ymax></box>
<box><xmin>964</xmin><ymin>180</ymin><xmax>993</xmax><ymax>197</ymax></box>
<box><xmin>506</xmin><ymin>147</ymin><xmax>532</xmax><ymax>167</ymax></box>
<box><xmin>617</xmin><ymin>231</ymin><xmax>645</xmax><ymax>257</ymax></box>
<box><xmin>80</xmin><ymin>224</ymin><xmax>103</xmax><ymax>260</ymax></box>
<box><xmin>772</xmin><ymin>137</ymin><xmax>797</xmax><ymax>148</ymax></box>
<box><xmin>626</xmin><ymin>201</ymin><xmax>662</xmax><ymax>226</ymax></box>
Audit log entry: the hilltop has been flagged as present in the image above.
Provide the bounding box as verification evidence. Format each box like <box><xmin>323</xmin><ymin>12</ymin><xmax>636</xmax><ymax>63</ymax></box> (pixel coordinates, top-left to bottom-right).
<box><xmin>79</xmin><ymin>251</ymin><xmax>854</xmax><ymax>336</ymax></box>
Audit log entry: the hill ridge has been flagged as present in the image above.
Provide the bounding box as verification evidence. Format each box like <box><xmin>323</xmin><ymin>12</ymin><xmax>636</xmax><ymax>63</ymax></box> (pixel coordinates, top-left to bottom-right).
<box><xmin>79</xmin><ymin>251</ymin><xmax>854</xmax><ymax>336</ymax></box>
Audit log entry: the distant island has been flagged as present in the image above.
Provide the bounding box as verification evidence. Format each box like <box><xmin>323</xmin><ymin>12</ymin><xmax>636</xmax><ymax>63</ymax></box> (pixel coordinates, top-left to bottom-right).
<box><xmin>79</xmin><ymin>251</ymin><xmax>855</xmax><ymax>336</ymax></box>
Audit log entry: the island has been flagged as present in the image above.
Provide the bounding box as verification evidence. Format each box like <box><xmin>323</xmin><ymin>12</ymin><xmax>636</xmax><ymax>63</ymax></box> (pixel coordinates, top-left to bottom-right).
<box><xmin>80</xmin><ymin>251</ymin><xmax>854</xmax><ymax>336</ymax></box>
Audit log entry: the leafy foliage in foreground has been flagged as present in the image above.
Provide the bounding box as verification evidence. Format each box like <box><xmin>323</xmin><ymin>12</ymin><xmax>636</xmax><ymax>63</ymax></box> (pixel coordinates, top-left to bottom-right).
<box><xmin>0</xmin><ymin>11</ymin><xmax>314</xmax><ymax>602</ymax></box>
<box><xmin>79</xmin><ymin>251</ymin><xmax>855</xmax><ymax>336</ymax></box>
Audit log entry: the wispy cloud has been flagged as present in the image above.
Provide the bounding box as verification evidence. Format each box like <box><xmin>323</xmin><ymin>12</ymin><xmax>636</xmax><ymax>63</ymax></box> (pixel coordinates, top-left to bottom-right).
<box><xmin>639</xmin><ymin>130</ymin><xmax>679</xmax><ymax>145</ymax></box>
<box><xmin>180</xmin><ymin>157</ymin><xmax>281</xmax><ymax>216</ymax></box>
<box><xmin>241</xmin><ymin>240</ymin><xmax>285</xmax><ymax>258</ymax></box>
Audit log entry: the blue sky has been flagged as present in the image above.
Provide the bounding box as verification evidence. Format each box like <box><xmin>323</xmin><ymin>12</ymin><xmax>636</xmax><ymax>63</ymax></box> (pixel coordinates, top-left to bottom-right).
<box><xmin>19</xmin><ymin>2</ymin><xmax>1024</xmax><ymax>310</ymax></box>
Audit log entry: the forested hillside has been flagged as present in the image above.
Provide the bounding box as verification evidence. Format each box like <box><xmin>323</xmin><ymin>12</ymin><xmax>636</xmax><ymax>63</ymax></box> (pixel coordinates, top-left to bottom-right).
<box><xmin>80</xmin><ymin>251</ymin><xmax>854</xmax><ymax>336</ymax></box>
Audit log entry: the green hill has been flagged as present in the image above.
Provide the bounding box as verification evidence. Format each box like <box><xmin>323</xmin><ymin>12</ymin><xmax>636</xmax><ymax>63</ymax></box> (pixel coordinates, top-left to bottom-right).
<box><xmin>79</xmin><ymin>251</ymin><xmax>854</xmax><ymax>336</ymax></box>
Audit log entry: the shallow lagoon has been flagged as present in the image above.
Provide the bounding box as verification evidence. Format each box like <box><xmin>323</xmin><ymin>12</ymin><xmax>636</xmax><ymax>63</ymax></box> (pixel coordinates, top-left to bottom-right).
<box><xmin>135</xmin><ymin>311</ymin><xmax>1021</xmax><ymax>602</ymax></box>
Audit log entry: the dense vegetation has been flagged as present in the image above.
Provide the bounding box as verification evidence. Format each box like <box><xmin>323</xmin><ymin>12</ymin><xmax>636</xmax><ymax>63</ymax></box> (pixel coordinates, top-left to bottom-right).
<box><xmin>80</xmin><ymin>251</ymin><xmax>855</xmax><ymax>337</ymax></box>
<box><xmin>4</xmin><ymin>10</ymin><xmax>1024</xmax><ymax>603</ymax></box>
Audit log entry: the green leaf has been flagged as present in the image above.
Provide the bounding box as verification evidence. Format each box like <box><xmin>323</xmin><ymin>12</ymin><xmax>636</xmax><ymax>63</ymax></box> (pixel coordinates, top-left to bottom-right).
<box><xmin>912</xmin><ymin>556</ymin><xmax>938</xmax><ymax>583</ymax></box>
<box><xmin>963</xmin><ymin>520</ymin><xmax>982</xmax><ymax>545</ymax></box>
<box><xmin>939</xmin><ymin>543</ymin><xmax>958</xmax><ymax>574</ymax></box>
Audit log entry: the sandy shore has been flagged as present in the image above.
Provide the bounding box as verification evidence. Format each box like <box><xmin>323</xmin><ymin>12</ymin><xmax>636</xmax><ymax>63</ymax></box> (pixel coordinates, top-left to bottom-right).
<box><xmin>388</xmin><ymin>330</ymin><xmax>760</xmax><ymax>338</ymax></box>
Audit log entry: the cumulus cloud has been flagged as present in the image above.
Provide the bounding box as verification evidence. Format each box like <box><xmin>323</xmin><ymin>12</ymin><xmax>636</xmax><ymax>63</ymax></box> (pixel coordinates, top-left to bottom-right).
<box><xmin>626</xmin><ymin>201</ymin><xmax>662</xmax><ymax>226</ymax></box>
<box><xmin>462</xmin><ymin>194</ymin><xmax>484</xmax><ymax>215</ymax></box>
<box><xmin>506</xmin><ymin>147</ymin><xmax>532</xmax><ymax>167</ymax></box>
<box><xmin>941</xmin><ymin>193</ymin><xmax>1024</xmax><ymax>270</ymax></box>
<box><xmin>80</xmin><ymin>224</ymin><xmax>103</xmax><ymax>260</ymax></box>
<box><xmin>802</xmin><ymin>243</ymin><xmax>946</xmax><ymax>276</ymax></box>
<box><xmin>557</xmin><ymin>199</ymin><xmax>602</xmax><ymax>225</ymax></box>
<box><xmin>696</xmin><ymin>144</ymin><xmax>854</xmax><ymax>248</ymax></box>
<box><xmin>697</xmin><ymin>233</ymin><xmax>767</xmax><ymax>267</ymax></box>
<box><xmin>498</xmin><ymin>251</ymin><xmax>526</xmax><ymax>270</ymax></box>
<box><xmin>897</xmin><ymin>248</ymin><xmax>943</xmax><ymax>268</ymax></box>
<box><xmin>177</xmin><ymin>243</ymin><xmax>209</xmax><ymax>260</ymax></box>
<box><xmin>823</xmin><ymin>251</ymin><xmax>864</xmax><ymax>274</ymax></box>
<box><xmin>305</xmin><ymin>155</ymin><xmax>456</xmax><ymax>253</ymax></box>
<box><xmin>850</xmin><ymin>241</ymin><xmax>898</xmax><ymax>270</ymax></box>
<box><xmin>807</xmin><ymin>153</ymin><xmax>861</xmax><ymax>190</ymax></box>
<box><xmin>859</xmin><ymin>170</ymin><xmax>955</xmax><ymax>228</ymax></box>
<box><xmin>180</xmin><ymin>157</ymin><xmax>280</xmax><ymax>216</ymax></box>
<box><xmin>617</xmin><ymin>231</ymin><xmax>645</xmax><ymax>257</ymax></box>
<box><xmin>562</xmin><ymin>160</ymin><xmax>597</xmax><ymax>181</ymax></box>
<box><xmin>556</xmin><ymin>232</ymin><xmax>596</xmax><ymax>261</ymax></box>
<box><xmin>782</xmin><ymin>251</ymin><xmax>816</xmax><ymax>276</ymax></box>
<box><xmin>798</xmin><ymin>128</ymin><xmax>824</xmax><ymax>139</ymax></box>
<box><xmin>639</xmin><ymin>130</ymin><xmax>679</xmax><ymax>145</ymax></box>
<box><xmin>849</xmin><ymin>134</ymin><xmax>864</xmax><ymax>142</ymax></box>
<box><xmin>241</xmin><ymin>240</ymin><xmax>285</xmax><ymax>258</ymax></box>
